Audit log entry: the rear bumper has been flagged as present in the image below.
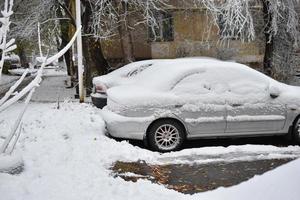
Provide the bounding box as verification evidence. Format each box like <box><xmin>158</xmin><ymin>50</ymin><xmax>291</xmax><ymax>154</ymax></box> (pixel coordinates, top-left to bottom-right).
<box><xmin>101</xmin><ymin>107</ymin><xmax>154</xmax><ymax>140</ymax></box>
<box><xmin>91</xmin><ymin>93</ymin><xmax>107</xmax><ymax>109</ymax></box>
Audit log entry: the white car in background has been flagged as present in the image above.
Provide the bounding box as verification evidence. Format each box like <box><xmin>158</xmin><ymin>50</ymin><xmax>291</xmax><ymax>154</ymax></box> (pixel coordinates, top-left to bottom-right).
<box><xmin>101</xmin><ymin>59</ymin><xmax>300</xmax><ymax>152</ymax></box>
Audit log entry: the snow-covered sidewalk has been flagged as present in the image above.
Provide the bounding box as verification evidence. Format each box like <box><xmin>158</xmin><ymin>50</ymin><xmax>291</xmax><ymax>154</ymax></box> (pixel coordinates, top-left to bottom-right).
<box><xmin>0</xmin><ymin>75</ymin><xmax>20</xmax><ymax>86</ymax></box>
<box><xmin>1</xmin><ymin>102</ymin><xmax>300</xmax><ymax>200</ymax></box>
<box><xmin>31</xmin><ymin>76</ymin><xmax>75</xmax><ymax>103</ymax></box>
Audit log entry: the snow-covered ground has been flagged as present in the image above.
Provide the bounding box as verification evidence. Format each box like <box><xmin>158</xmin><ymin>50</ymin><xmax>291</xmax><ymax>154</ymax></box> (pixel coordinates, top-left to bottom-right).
<box><xmin>0</xmin><ymin>75</ymin><xmax>20</xmax><ymax>86</ymax></box>
<box><xmin>1</xmin><ymin>102</ymin><xmax>300</xmax><ymax>200</ymax></box>
<box><xmin>31</xmin><ymin>76</ymin><xmax>75</xmax><ymax>103</ymax></box>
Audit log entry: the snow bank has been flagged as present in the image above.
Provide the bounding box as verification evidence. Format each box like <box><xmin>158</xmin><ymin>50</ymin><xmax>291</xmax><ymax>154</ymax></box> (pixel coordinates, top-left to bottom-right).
<box><xmin>196</xmin><ymin>158</ymin><xmax>300</xmax><ymax>200</ymax></box>
<box><xmin>1</xmin><ymin>102</ymin><xmax>300</xmax><ymax>200</ymax></box>
<box><xmin>8</xmin><ymin>68</ymin><xmax>37</xmax><ymax>76</ymax></box>
<box><xmin>0</xmin><ymin>152</ymin><xmax>23</xmax><ymax>173</ymax></box>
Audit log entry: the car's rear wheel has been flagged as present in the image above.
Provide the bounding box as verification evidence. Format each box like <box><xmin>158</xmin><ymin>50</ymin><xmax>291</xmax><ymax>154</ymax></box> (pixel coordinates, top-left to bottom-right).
<box><xmin>147</xmin><ymin>119</ymin><xmax>185</xmax><ymax>152</ymax></box>
<box><xmin>292</xmin><ymin>117</ymin><xmax>300</xmax><ymax>145</ymax></box>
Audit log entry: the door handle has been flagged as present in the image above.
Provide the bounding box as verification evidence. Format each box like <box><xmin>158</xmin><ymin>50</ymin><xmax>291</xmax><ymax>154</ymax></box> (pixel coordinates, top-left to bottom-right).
<box><xmin>174</xmin><ymin>104</ymin><xmax>183</xmax><ymax>108</ymax></box>
<box><xmin>231</xmin><ymin>103</ymin><xmax>243</xmax><ymax>107</ymax></box>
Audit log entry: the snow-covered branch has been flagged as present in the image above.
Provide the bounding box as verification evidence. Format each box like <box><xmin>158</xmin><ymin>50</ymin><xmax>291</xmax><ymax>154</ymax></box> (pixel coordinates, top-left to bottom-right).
<box><xmin>195</xmin><ymin>0</ymin><xmax>299</xmax><ymax>45</ymax></box>
<box><xmin>0</xmin><ymin>69</ymin><xmax>29</xmax><ymax>106</ymax></box>
<box><xmin>0</xmin><ymin>0</ymin><xmax>81</xmax><ymax>161</ymax></box>
<box><xmin>90</xmin><ymin>0</ymin><xmax>170</xmax><ymax>39</ymax></box>
<box><xmin>0</xmin><ymin>0</ymin><xmax>16</xmax><ymax>82</ymax></box>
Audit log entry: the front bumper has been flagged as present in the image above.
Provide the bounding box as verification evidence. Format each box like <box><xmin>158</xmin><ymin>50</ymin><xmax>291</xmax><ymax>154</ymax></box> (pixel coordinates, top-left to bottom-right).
<box><xmin>101</xmin><ymin>107</ymin><xmax>155</xmax><ymax>140</ymax></box>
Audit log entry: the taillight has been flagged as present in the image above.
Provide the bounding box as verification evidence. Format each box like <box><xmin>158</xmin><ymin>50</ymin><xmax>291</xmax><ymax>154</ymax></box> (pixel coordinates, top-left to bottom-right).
<box><xmin>95</xmin><ymin>84</ymin><xmax>107</xmax><ymax>94</ymax></box>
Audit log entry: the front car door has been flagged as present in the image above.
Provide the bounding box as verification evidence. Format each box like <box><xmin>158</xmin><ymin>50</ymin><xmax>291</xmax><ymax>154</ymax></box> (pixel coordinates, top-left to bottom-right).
<box><xmin>172</xmin><ymin>72</ymin><xmax>227</xmax><ymax>137</ymax></box>
<box><xmin>224</xmin><ymin>71</ymin><xmax>286</xmax><ymax>134</ymax></box>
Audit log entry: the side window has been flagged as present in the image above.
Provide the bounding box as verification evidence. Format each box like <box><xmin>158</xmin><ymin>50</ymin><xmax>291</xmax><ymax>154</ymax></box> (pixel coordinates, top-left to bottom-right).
<box><xmin>148</xmin><ymin>11</ymin><xmax>174</xmax><ymax>42</ymax></box>
<box><xmin>172</xmin><ymin>67</ymin><xmax>269</xmax><ymax>98</ymax></box>
<box><xmin>172</xmin><ymin>73</ymin><xmax>228</xmax><ymax>96</ymax></box>
<box><xmin>228</xmin><ymin>81</ymin><xmax>268</xmax><ymax>95</ymax></box>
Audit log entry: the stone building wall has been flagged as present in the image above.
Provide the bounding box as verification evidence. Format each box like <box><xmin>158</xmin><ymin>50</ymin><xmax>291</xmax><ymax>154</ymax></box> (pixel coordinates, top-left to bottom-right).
<box><xmin>102</xmin><ymin>0</ymin><xmax>265</xmax><ymax>69</ymax></box>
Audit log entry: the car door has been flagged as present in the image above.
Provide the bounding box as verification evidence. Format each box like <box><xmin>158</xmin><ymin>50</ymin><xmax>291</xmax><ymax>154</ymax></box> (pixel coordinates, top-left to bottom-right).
<box><xmin>172</xmin><ymin>73</ymin><xmax>227</xmax><ymax>136</ymax></box>
<box><xmin>225</xmin><ymin>77</ymin><xmax>286</xmax><ymax>134</ymax></box>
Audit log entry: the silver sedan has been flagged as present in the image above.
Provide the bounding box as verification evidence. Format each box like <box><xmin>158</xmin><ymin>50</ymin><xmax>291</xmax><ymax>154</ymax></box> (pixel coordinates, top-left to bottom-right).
<box><xmin>101</xmin><ymin>59</ymin><xmax>300</xmax><ymax>152</ymax></box>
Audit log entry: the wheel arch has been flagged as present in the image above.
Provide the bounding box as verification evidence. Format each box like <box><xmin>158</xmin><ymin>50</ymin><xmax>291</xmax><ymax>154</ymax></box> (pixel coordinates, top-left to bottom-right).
<box><xmin>292</xmin><ymin>114</ymin><xmax>300</xmax><ymax>126</ymax></box>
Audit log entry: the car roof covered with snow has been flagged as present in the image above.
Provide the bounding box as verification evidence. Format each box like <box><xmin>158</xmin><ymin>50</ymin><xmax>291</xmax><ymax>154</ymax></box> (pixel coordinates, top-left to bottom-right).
<box><xmin>106</xmin><ymin>59</ymin><xmax>272</xmax><ymax>104</ymax></box>
<box><xmin>92</xmin><ymin>58</ymin><xmax>225</xmax><ymax>88</ymax></box>
<box><xmin>105</xmin><ymin>58</ymin><xmax>300</xmax><ymax>109</ymax></box>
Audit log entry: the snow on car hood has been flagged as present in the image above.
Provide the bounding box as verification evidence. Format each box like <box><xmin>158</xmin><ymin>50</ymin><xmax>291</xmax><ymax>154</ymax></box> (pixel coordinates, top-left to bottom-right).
<box><xmin>274</xmin><ymin>83</ymin><xmax>300</xmax><ymax>109</ymax></box>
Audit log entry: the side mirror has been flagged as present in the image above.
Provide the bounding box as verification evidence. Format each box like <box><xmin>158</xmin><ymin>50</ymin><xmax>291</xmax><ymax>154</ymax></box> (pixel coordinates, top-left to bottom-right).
<box><xmin>269</xmin><ymin>86</ymin><xmax>280</xmax><ymax>99</ymax></box>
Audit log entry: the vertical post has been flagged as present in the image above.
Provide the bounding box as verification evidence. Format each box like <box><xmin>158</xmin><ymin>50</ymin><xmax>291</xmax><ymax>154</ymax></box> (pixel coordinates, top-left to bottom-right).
<box><xmin>75</xmin><ymin>0</ymin><xmax>84</xmax><ymax>103</ymax></box>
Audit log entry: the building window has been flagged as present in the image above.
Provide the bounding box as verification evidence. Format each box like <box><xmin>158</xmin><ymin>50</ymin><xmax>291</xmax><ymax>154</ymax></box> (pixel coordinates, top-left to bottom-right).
<box><xmin>149</xmin><ymin>12</ymin><xmax>174</xmax><ymax>42</ymax></box>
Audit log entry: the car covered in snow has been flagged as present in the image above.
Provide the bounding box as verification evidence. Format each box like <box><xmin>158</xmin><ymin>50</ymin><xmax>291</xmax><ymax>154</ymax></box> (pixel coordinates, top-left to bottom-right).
<box><xmin>101</xmin><ymin>59</ymin><xmax>300</xmax><ymax>152</ymax></box>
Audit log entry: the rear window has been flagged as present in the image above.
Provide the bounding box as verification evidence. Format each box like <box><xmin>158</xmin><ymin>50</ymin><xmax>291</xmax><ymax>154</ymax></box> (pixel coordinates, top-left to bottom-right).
<box><xmin>127</xmin><ymin>63</ymin><xmax>152</xmax><ymax>77</ymax></box>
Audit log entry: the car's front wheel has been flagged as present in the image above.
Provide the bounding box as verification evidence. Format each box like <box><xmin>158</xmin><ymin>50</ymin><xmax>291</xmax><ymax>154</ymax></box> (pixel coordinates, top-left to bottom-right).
<box><xmin>147</xmin><ymin>119</ymin><xmax>185</xmax><ymax>152</ymax></box>
<box><xmin>292</xmin><ymin>117</ymin><xmax>300</xmax><ymax>145</ymax></box>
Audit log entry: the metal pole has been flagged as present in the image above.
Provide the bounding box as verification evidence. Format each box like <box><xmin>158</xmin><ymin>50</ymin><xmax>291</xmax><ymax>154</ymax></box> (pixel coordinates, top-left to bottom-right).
<box><xmin>75</xmin><ymin>0</ymin><xmax>84</xmax><ymax>103</ymax></box>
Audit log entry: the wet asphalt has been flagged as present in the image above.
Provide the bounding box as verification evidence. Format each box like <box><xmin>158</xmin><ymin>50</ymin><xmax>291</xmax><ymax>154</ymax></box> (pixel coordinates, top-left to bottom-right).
<box><xmin>116</xmin><ymin>136</ymin><xmax>297</xmax><ymax>194</ymax></box>
<box><xmin>112</xmin><ymin>158</ymin><xmax>293</xmax><ymax>194</ymax></box>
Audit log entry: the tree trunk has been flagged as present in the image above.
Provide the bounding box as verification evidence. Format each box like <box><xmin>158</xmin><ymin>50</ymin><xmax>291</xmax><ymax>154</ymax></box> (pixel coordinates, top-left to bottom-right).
<box><xmin>82</xmin><ymin>0</ymin><xmax>109</xmax><ymax>93</ymax></box>
<box><xmin>16</xmin><ymin>41</ymin><xmax>29</xmax><ymax>68</ymax></box>
<box><xmin>57</xmin><ymin>0</ymin><xmax>75</xmax><ymax>77</ymax></box>
<box><xmin>118</xmin><ymin>2</ymin><xmax>135</xmax><ymax>64</ymax></box>
<box><xmin>262</xmin><ymin>0</ymin><xmax>273</xmax><ymax>77</ymax></box>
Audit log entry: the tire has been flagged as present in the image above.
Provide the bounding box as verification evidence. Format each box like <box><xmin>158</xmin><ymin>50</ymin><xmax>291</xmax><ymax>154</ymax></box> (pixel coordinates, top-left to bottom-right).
<box><xmin>147</xmin><ymin>119</ymin><xmax>185</xmax><ymax>152</ymax></box>
<box><xmin>292</xmin><ymin>117</ymin><xmax>300</xmax><ymax>145</ymax></box>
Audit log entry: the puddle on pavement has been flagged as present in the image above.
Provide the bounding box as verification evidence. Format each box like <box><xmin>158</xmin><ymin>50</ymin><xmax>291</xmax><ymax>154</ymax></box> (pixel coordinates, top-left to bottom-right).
<box><xmin>111</xmin><ymin>158</ymin><xmax>293</xmax><ymax>194</ymax></box>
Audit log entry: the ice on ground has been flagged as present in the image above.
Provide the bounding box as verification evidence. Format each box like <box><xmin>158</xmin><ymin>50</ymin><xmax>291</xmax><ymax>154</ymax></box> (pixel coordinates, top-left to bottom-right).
<box><xmin>1</xmin><ymin>102</ymin><xmax>300</xmax><ymax>200</ymax></box>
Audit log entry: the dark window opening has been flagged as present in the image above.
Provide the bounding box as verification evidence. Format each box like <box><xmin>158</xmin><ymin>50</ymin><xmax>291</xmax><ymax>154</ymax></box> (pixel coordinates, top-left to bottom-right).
<box><xmin>149</xmin><ymin>12</ymin><xmax>174</xmax><ymax>42</ymax></box>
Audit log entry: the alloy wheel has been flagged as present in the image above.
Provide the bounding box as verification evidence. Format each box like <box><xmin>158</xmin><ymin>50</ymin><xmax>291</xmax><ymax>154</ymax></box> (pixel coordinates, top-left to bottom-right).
<box><xmin>154</xmin><ymin>124</ymin><xmax>180</xmax><ymax>151</ymax></box>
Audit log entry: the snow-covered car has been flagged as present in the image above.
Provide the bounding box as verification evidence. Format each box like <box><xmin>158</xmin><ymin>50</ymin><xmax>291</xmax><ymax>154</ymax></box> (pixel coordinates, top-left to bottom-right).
<box><xmin>91</xmin><ymin>58</ymin><xmax>220</xmax><ymax>108</ymax></box>
<box><xmin>102</xmin><ymin>59</ymin><xmax>300</xmax><ymax>152</ymax></box>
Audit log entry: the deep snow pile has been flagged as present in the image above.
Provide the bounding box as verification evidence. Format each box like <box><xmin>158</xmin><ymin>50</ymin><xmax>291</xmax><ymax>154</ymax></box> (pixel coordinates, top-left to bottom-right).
<box><xmin>1</xmin><ymin>102</ymin><xmax>300</xmax><ymax>200</ymax></box>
